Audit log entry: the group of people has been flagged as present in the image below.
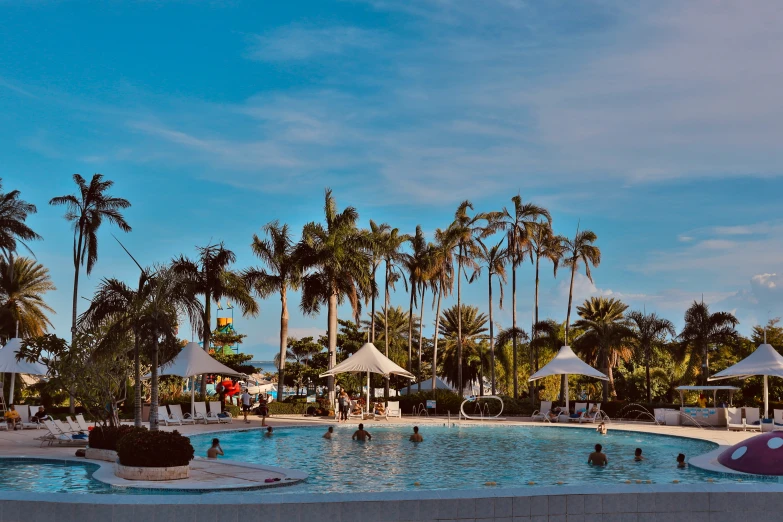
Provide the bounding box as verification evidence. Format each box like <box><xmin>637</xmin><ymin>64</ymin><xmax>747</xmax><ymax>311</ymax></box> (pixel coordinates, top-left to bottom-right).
<box><xmin>336</xmin><ymin>390</ymin><xmax>365</xmax><ymax>422</ymax></box>
<box><xmin>240</xmin><ymin>390</ymin><xmax>268</xmax><ymax>425</ymax></box>
<box><xmin>4</xmin><ymin>405</ymin><xmax>48</xmax><ymax>430</ymax></box>
<box><xmin>548</xmin><ymin>404</ymin><xmax>601</xmax><ymax>422</ymax></box>
<box><xmin>587</xmin><ymin>443</ymin><xmax>688</xmax><ymax>469</ymax></box>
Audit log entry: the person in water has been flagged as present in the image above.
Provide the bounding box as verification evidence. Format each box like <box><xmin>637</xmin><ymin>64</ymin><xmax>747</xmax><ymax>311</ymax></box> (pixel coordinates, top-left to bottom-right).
<box><xmin>352</xmin><ymin>423</ymin><xmax>372</xmax><ymax>441</ymax></box>
<box><xmin>677</xmin><ymin>453</ymin><xmax>687</xmax><ymax>468</ymax></box>
<box><xmin>323</xmin><ymin>426</ymin><xmax>334</xmax><ymax>439</ymax></box>
<box><xmin>207</xmin><ymin>438</ymin><xmax>224</xmax><ymax>459</ymax></box>
<box><xmin>596</xmin><ymin>422</ymin><xmax>608</xmax><ymax>435</ymax></box>
<box><xmin>409</xmin><ymin>426</ymin><xmax>423</xmax><ymax>442</ymax></box>
<box><xmin>634</xmin><ymin>448</ymin><xmax>644</xmax><ymax>461</ymax></box>
<box><xmin>588</xmin><ymin>443</ymin><xmax>608</xmax><ymax>466</ymax></box>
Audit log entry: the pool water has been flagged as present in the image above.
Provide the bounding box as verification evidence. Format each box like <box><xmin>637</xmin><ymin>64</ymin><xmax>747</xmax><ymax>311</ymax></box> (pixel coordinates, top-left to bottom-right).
<box><xmin>189</xmin><ymin>425</ymin><xmax>772</xmax><ymax>494</ymax></box>
<box><xmin>0</xmin><ymin>459</ymin><xmax>113</xmax><ymax>494</ymax></box>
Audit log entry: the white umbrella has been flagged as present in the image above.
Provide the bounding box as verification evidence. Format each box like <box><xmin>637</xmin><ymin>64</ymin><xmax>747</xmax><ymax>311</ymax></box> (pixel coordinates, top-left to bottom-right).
<box><xmin>709</xmin><ymin>341</ymin><xmax>783</xmax><ymax>419</ymax></box>
<box><xmin>0</xmin><ymin>338</ymin><xmax>48</xmax><ymax>404</ymax></box>
<box><xmin>528</xmin><ymin>345</ymin><xmax>608</xmax><ymax>413</ymax></box>
<box><xmin>320</xmin><ymin>342</ymin><xmax>414</xmax><ymax>414</ymax></box>
<box><xmin>399</xmin><ymin>376</ymin><xmax>454</xmax><ymax>395</ymax></box>
<box><xmin>149</xmin><ymin>342</ymin><xmax>246</xmax><ymax>411</ymax></box>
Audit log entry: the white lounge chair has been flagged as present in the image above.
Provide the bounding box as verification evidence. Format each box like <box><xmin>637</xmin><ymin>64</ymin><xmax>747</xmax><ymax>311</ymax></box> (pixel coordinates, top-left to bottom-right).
<box><xmin>744</xmin><ymin>408</ymin><xmax>761</xmax><ymax>431</ymax></box>
<box><xmin>773</xmin><ymin>409</ymin><xmax>783</xmax><ymax>431</ymax></box>
<box><xmin>75</xmin><ymin>414</ymin><xmax>91</xmax><ymax>432</ymax></box>
<box><xmin>54</xmin><ymin>419</ymin><xmax>78</xmax><ymax>435</ymax></box>
<box><xmin>65</xmin><ymin>417</ymin><xmax>83</xmax><ymax>433</ymax></box>
<box><xmin>28</xmin><ymin>406</ymin><xmax>50</xmax><ymax>429</ymax></box>
<box><xmin>376</xmin><ymin>403</ymin><xmax>402</xmax><ymax>421</ymax></box>
<box><xmin>39</xmin><ymin>420</ymin><xmax>87</xmax><ymax>447</ymax></box>
<box><xmin>348</xmin><ymin>400</ymin><xmax>364</xmax><ymax>419</ymax></box>
<box><xmin>531</xmin><ymin>401</ymin><xmax>552</xmax><ymax>422</ymax></box>
<box><xmin>168</xmin><ymin>404</ymin><xmax>196</xmax><ymax>425</ymax></box>
<box><xmin>209</xmin><ymin>401</ymin><xmax>232</xmax><ymax>423</ymax></box>
<box><xmin>157</xmin><ymin>405</ymin><xmax>180</xmax><ymax>426</ymax></box>
<box><xmin>580</xmin><ymin>403</ymin><xmax>603</xmax><ymax>423</ymax></box>
<box><xmin>569</xmin><ymin>403</ymin><xmax>588</xmax><ymax>422</ymax></box>
<box><xmin>193</xmin><ymin>402</ymin><xmax>218</xmax><ymax>424</ymax></box>
<box><xmin>726</xmin><ymin>407</ymin><xmax>745</xmax><ymax>430</ymax></box>
<box><xmin>14</xmin><ymin>405</ymin><xmax>38</xmax><ymax>430</ymax></box>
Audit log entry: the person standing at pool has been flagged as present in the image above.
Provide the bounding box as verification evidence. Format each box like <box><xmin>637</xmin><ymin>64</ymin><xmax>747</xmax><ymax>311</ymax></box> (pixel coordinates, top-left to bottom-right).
<box><xmin>677</xmin><ymin>453</ymin><xmax>687</xmax><ymax>468</ymax></box>
<box><xmin>352</xmin><ymin>423</ymin><xmax>372</xmax><ymax>441</ymax></box>
<box><xmin>409</xmin><ymin>426</ymin><xmax>423</xmax><ymax>442</ymax></box>
<box><xmin>338</xmin><ymin>390</ymin><xmax>348</xmax><ymax>422</ymax></box>
<box><xmin>588</xmin><ymin>444</ymin><xmax>608</xmax><ymax>466</ymax></box>
<box><xmin>207</xmin><ymin>438</ymin><xmax>224</xmax><ymax>459</ymax></box>
<box><xmin>323</xmin><ymin>426</ymin><xmax>334</xmax><ymax>439</ymax></box>
<box><xmin>258</xmin><ymin>394</ymin><xmax>269</xmax><ymax>426</ymax></box>
<box><xmin>634</xmin><ymin>448</ymin><xmax>644</xmax><ymax>461</ymax></box>
<box><xmin>241</xmin><ymin>389</ymin><xmax>252</xmax><ymax>424</ymax></box>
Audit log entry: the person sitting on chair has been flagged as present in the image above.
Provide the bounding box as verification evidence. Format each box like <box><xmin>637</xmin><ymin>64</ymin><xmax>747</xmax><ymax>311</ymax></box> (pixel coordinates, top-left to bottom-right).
<box><xmin>374</xmin><ymin>402</ymin><xmax>386</xmax><ymax>416</ymax></box>
<box><xmin>4</xmin><ymin>405</ymin><xmax>21</xmax><ymax>430</ymax></box>
<box><xmin>32</xmin><ymin>406</ymin><xmax>48</xmax><ymax>424</ymax></box>
<box><xmin>547</xmin><ymin>406</ymin><xmax>562</xmax><ymax>422</ymax></box>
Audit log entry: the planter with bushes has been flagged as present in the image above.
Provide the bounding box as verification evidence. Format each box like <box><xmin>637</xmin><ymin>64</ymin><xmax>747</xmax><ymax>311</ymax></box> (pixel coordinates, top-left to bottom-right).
<box><xmin>115</xmin><ymin>429</ymin><xmax>195</xmax><ymax>481</ymax></box>
<box><xmin>86</xmin><ymin>425</ymin><xmax>145</xmax><ymax>462</ymax></box>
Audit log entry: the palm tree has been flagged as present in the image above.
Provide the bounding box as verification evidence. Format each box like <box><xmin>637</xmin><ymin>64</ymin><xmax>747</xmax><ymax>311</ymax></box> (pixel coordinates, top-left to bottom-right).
<box><xmin>245</xmin><ymin>221</ymin><xmax>302</xmax><ymax>396</ymax></box>
<box><xmin>627</xmin><ymin>310</ymin><xmax>676</xmax><ymax>403</ymax></box>
<box><xmin>529</xmin><ymin>224</ymin><xmax>565</xmax><ymax>373</ymax></box>
<box><xmin>678</xmin><ymin>301</ymin><xmax>739</xmax><ymax>386</ymax></box>
<box><xmin>171</xmin><ymin>243</ymin><xmax>259</xmax><ymax>397</ymax></box>
<box><xmin>471</xmin><ymin>239</ymin><xmax>507</xmax><ymax>394</ymax></box>
<box><xmin>0</xmin><ymin>180</ymin><xmax>41</xmax><ymax>258</ymax></box>
<box><xmin>495</xmin><ymin>326</ymin><xmax>529</xmax><ymax>394</ymax></box>
<box><xmin>563</xmin><ymin>229</ymin><xmax>601</xmax><ymax>344</ymax></box>
<box><xmin>430</xmin><ymin>228</ymin><xmax>455</xmax><ymax>390</ymax></box>
<box><xmin>501</xmin><ymin>195</ymin><xmax>550</xmax><ymax>398</ymax></box>
<box><xmin>50</xmin><ymin>174</ymin><xmax>131</xmax><ymax>412</ymax></box>
<box><xmin>572</xmin><ymin>296</ymin><xmax>631</xmax><ymax>401</ymax></box>
<box><xmin>380</xmin><ymin>227</ymin><xmax>410</xmax><ymax>400</ymax></box>
<box><xmin>449</xmin><ymin>201</ymin><xmax>500</xmax><ymax>393</ymax></box>
<box><xmin>367</xmin><ymin>220</ymin><xmax>391</xmax><ymax>343</ymax></box>
<box><xmin>299</xmin><ymin>188</ymin><xmax>373</xmax><ymax>401</ymax></box>
<box><xmin>438</xmin><ymin>305</ymin><xmax>489</xmax><ymax>391</ymax></box>
<box><xmin>402</xmin><ymin>226</ymin><xmax>430</xmax><ymax>393</ymax></box>
<box><xmin>0</xmin><ymin>256</ymin><xmax>55</xmax><ymax>338</ymax></box>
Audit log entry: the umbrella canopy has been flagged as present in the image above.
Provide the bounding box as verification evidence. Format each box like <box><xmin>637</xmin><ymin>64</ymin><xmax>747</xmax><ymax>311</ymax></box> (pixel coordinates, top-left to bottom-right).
<box><xmin>320</xmin><ymin>342</ymin><xmax>413</xmax><ymax>415</ymax></box>
<box><xmin>0</xmin><ymin>338</ymin><xmax>48</xmax><ymax>375</ymax></box>
<box><xmin>709</xmin><ymin>342</ymin><xmax>783</xmax><ymax>418</ymax></box>
<box><xmin>154</xmin><ymin>341</ymin><xmax>245</xmax><ymax>379</ymax></box>
<box><xmin>399</xmin><ymin>376</ymin><xmax>453</xmax><ymax>395</ymax></box>
<box><xmin>529</xmin><ymin>345</ymin><xmax>608</xmax><ymax>412</ymax></box>
<box><xmin>320</xmin><ymin>342</ymin><xmax>415</xmax><ymax>379</ymax></box>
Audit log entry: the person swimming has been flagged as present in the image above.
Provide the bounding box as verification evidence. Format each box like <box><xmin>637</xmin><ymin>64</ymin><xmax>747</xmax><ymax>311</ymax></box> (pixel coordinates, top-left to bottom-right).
<box><xmin>207</xmin><ymin>438</ymin><xmax>223</xmax><ymax>459</ymax></box>
<box><xmin>596</xmin><ymin>422</ymin><xmax>607</xmax><ymax>435</ymax></box>
<box><xmin>409</xmin><ymin>426</ymin><xmax>423</xmax><ymax>442</ymax></box>
<box><xmin>265</xmin><ymin>426</ymin><xmax>273</xmax><ymax>437</ymax></box>
<box><xmin>323</xmin><ymin>426</ymin><xmax>334</xmax><ymax>439</ymax></box>
<box><xmin>352</xmin><ymin>423</ymin><xmax>372</xmax><ymax>441</ymax></box>
<box><xmin>677</xmin><ymin>453</ymin><xmax>687</xmax><ymax>468</ymax></box>
<box><xmin>588</xmin><ymin>443</ymin><xmax>608</xmax><ymax>466</ymax></box>
<box><xmin>634</xmin><ymin>448</ymin><xmax>644</xmax><ymax>461</ymax></box>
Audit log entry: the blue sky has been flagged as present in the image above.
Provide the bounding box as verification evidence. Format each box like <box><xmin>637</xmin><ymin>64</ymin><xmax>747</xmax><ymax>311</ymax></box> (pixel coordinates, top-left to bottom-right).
<box><xmin>3</xmin><ymin>1</ymin><xmax>782</xmax><ymax>359</ymax></box>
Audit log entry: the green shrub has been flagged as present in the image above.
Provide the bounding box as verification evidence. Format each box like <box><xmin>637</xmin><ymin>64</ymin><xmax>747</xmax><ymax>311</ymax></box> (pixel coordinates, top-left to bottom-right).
<box><xmin>225</xmin><ymin>404</ymin><xmax>240</xmax><ymax>418</ymax></box>
<box><xmin>116</xmin><ymin>429</ymin><xmax>194</xmax><ymax>468</ymax></box>
<box><xmin>268</xmin><ymin>401</ymin><xmax>309</xmax><ymax>415</ymax></box>
<box><xmin>88</xmin><ymin>425</ymin><xmax>145</xmax><ymax>451</ymax></box>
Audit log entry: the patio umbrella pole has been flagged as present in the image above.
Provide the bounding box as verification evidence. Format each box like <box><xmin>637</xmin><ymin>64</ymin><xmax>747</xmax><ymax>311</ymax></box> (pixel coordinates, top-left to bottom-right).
<box><xmin>564</xmin><ymin>374</ymin><xmax>569</xmax><ymax>413</ymax></box>
<box><xmin>764</xmin><ymin>374</ymin><xmax>769</xmax><ymax>419</ymax></box>
<box><xmin>191</xmin><ymin>376</ymin><xmax>196</xmax><ymax>415</ymax></box>
<box><xmin>9</xmin><ymin>372</ymin><xmax>14</xmax><ymax>404</ymax></box>
<box><xmin>366</xmin><ymin>371</ymin><xmax>370</xmax><ymax>416</ymax></box>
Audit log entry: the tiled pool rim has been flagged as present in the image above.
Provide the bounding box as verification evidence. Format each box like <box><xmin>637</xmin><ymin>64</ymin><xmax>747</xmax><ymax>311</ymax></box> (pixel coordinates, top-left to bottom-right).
<box><xmin>2</xmin><ymin>482</ymin><xmax>783</xmax><ymax>521</ymax></box>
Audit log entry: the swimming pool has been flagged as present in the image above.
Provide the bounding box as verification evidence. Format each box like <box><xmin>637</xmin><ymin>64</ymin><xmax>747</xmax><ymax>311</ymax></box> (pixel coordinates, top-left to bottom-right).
<box><xmin>188</xmin><ymin>425</ymin><xmax>773</xmax><ymax>494</ymax></box>
<box><xmin>0</xmin><ymin>458</ymin><xmax>114</xmax><ymax>494</ymax></box>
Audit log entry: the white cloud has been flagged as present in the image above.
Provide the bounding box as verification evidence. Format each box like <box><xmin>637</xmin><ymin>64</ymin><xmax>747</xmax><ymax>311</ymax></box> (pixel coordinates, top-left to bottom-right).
<box><xmin>263</xmin><ymin>326</ymin><xmax>325</xmax><ymax>346</ymax></box>
<box><xmin>248</xmin><ymin>25</ymin><xmax>382</xmax><ymax>62</ymax></box>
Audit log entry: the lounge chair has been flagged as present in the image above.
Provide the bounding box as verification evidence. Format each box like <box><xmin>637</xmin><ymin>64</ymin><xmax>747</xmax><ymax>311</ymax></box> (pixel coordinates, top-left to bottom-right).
<box><xmin>348</xmin><ymin>400</ymin><xmax>364</xmax><ymax>419</ymax></box>
<box><xmin>375</xmin><ymin>403</ymin><xmax>402</xmax><ymax>421</ymax></box>
<box><xmin>39</xmin><ymin>420</ymin><xmax>87</xmax><ymax>447</ymax></box>
<box><xmin>157</xmin><ymin>405</ymin><xmax>180</xmax><ymax>426</ymax></box>
<box><xmin>726</xmin><ymin>407</ymin><xmax>745</xmax><ymax>430</ymax></box>
<box><xmin>65</xmin><ymin>417</ymin><xmax>83</xmax><ymax>433</ymax></box>
<box><xmin>193</xmin><ymin>402</ymin><xmax>217</xmax><ymax>424</ymax></box>
<box><xmin>531</xmin><ymin>401</ymin><xmax>553</xmax><ymax>422</ymax></box>
<box><xmin>75</xmin><ymin>414</ymin><xmax>91</xmax><ymax>432</ymax></box>
<box><xmin>744</xmin><ymin>408</ymin><xmax>761</xmax><ymax>431</ymax></box>
<box><xmin>209</xmin><ymin>401</ymin><xmax>232</xmax><ymax>424</ymax></box>
<box><xmin>168</xmin><ymin>404</ymin><xmax>196</xmax><ymax>425</ymax></box>
<box><xmin>54</xmin><ymin>419</ymin><xmax>79</xmax><ymax>435</ymax></box>
<box><xmin>569</xmin><ymin>402</ymin><xmax>588</xmax><ymax>422</ymax></box>
<box><xmin>581</xmin><ymin>403</ymin><xmax>603</xmax><ymax>423</ymax></box>
<box><xmin>14</xmin><ymin>405</ymin><xmax>39</xmax><ymax>430</ymax></box>
<box><xmin>773</xmin><ymin>409</ymin><xmax>783</xmax><ymax>431</ymax></box>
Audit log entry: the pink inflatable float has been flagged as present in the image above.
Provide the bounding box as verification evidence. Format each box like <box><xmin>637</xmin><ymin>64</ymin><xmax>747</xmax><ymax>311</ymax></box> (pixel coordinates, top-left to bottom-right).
<box><xmin>717</xmin><ymin>431</ymin><xmax>783</xmax><ymax>475</ymax></box>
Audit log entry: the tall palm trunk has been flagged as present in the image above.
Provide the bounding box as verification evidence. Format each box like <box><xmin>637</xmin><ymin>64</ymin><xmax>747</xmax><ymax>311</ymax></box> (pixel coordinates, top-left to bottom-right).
<box><xmin>370</xmin><ymin>266</ymin><xmax>378</xmax><ymax>342</ymax></box>
<box><xmin>530</xmin><ymin>254</ymin><xmax>541</xmax><ymax>404</ymax></box>
<box><xmin>133</xmin><ymin>331</ymin><xmax>142</xmax><ymax>427</ymax></box>
<box><xmin>327</xmin><ymin>292</ymin><xmax>338</xmax><ymax>402</ymax></box>
<box><xmin>512</xmin><ymin>265</ymin><xmax>518</xmax><ymax>399</ymax></box>
<box><xmin>645</xmin><ymin>343</ymin><xmax>651</xmax><ymax>403</ymax></box>
<box><xmin>488</xmin><ymin>272</ymin><xmax>496</xmax><ymax>395</ymax></box>
<box><xmin>150</xmin><ymin>332</ymin><xmax>160</xmax><ymax>431</ymax></box>
<box><xmin>431</xmin><ymin>286</ymin><xmax>443</xmax><ymax>390</ymax></box>
<box><xmin>200</xmin><ymin>288</ymin><xmax>212</xmax><ymax>399</ymax></box>
<box><xmin>278</xmin><ymin>286</ymin><xmax>289</xmax><ymax>398</ymax></box>
<box><xmin>563</xmin><ymin>264</ymin><xmax>577</xmax><ymax>403</ymax></box>
<box><xmin>384</xmin><ymin>264</ymin><xmax>390</xmax><ymax>402</ymax></box>
<box><xmin>456</xmin><ymin>245</ymin><xmax>463</xmax><ymax>394</ymax></box>
<box><xmin>407</xmin><ymin>284</ymin><xmax>415</xmax><ymax>395</ymax></box>
<box><xmin>68</xmin><ymin>225</ymin><xmax>85</xmax><ymax>414</ymax></box>
<box><xmin>417</xmin><ymin>286</ymin><xmax>425</xmax><ymax>393</ymax></box>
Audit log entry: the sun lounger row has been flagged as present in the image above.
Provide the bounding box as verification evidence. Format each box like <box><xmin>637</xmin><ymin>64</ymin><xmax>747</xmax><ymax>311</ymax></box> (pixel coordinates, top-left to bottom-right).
<box><xmin>531</xmin><ymin>401</ymin><xmax>604</xmax><ymax>423</ymax></box>
<box><xmin>158</xmin><ymin>402</ymin><xmax>232</xmax><ymax>426</ymax></box>
<box><xmin>2</xmin><ymin>404</ymin><xmax>54</xmax><ymax>430</ymax></box>
<box><xmin>37</xmin><ymin>416</ymin><xmax>91</xmax><ymax>447</ymax></box>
